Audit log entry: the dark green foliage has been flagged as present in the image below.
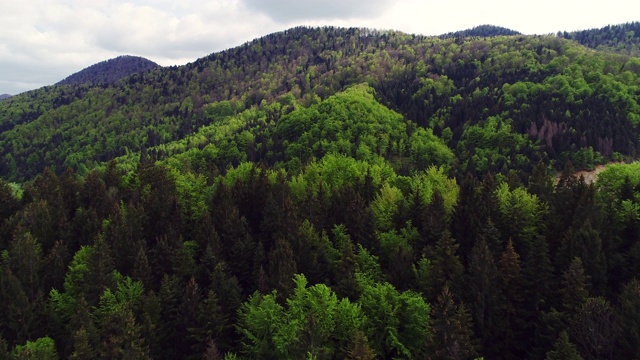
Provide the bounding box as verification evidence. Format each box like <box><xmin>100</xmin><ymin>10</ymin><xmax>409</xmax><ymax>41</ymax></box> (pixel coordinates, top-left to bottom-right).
<box><xmin>559</xmin><ymin>21</ymin><xmax>640</xmax><ymax>56</ymax></box>
<box><xmin>546</xmin><ymin>331</ymin><xmax>583</xmax><ymax>360</ymax></box>
<box><xmin>617</xmin><ymin>279</ymin><xmax>640</xmax><ymax>359</ymax></box>
<box><xmin>569</xmin><ymin>297</ymin><xmax>619</xmax><ymax>360</ymax></box>
<box><xmin>56</xmin><ymin>55</ymin><xmax>160</xmax><ymax>86</ymax></box>
<box><xmin>440</xmin><ymin>24</ymin><xmax>522</xmax><ymax>38</ymax></box>
<box><xmin>429</xmin><ymin>285</ymin><xmax>477</xmax><ymax>360</ymax></box>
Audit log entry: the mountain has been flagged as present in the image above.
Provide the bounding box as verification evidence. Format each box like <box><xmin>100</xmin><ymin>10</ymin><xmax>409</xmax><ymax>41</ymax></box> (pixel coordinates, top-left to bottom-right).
<box><xmin>440</xmin><ymin>24</ymin><xmax>521</xmax><ymax>38</ymax></box>
<box><xmin>0</xmin><ymin>94</ymin><xmax>11</xmax><ymax>101</ymax></box>
<box><xmin>2</xmin><ymin>25</ymin><xmax>640</xmax><ymax>359</ymax></box>
<box><xmin>1</xmin><ymin>26</ymin><xmax>639</xmax><ymax>182</ymax></box>
<box><xmin>559</xmin><ymin>21</ymin><xmax>640</xmax><ymax>56</ymax></box>
<box><xmin>56</xmin><ymin>55</ymin><xmax>160</xmax><ymax>86</ymax></box>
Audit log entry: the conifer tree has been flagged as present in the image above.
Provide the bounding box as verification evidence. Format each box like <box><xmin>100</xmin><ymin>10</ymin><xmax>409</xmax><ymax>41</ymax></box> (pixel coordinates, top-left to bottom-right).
<box><xmin>467</xmin><ymin>239</ymin><xmax>499</xmax><ymax>355</ymax></box>
<box><xmin>452</xmin><ymin>173</ymin><xmax>483</xmax><ymax>266</ymax></box>
<box><xmin>617</xmin><ymin>278</ymin><xmax>640</xmax><ymax>359</ymax></box>
<box><xmin>561</xmin><ymin>257</ymin><xmax>590</xmax><ymax>314</ymax></box>
<box><xmin>496</xmin><ymin>239</ymin><xmax>525</xmax><ymax>358</ymax></box>
<box><xmin>569</xmin><ymin>297</ymin><xmax>619</xmax><ymax>360</ymax></box>
<box><xmin>346</xmin><ymin>331</ymin><xmax>375</xmax><ymax>360</ymax></box>
<box><xmin>429</xmin><ymin>285</ymin><xmax>477</xmax><ymax>360</ymax></box>
<box><xmin>426</xmin><ymin>231</ymin><xmax>464</xmax><ymax>301</ymax></box>
<box><xmin>545</xmin><ymin>331</ymin><xmax>583</xmax><ymax>360</ymax></box>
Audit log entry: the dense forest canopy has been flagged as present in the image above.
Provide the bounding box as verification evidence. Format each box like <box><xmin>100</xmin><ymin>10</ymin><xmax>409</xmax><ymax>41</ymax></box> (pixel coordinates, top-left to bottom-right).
<box><xmin>56</xmin><ymin>55</ymin><xmax>160</xmax><ymax>86</ymax></box>
<box><xmin>1</xmin><ymin>26</ymin><xmax>640</xmax><ymax>183</ymax></box>
<box><xmin>1</xmin><ymin>24</ymin><xmax>640</xmax><ymax>359</ymax></box>
<box><xmin>559</xmin><ymin>21</ymin><xmax>640</xmax><ymax>57</ymax></box>
<box><xmin>439</xmin><ymin>24</ymin><xmax>522</xmax><ymax>38</ymax></box>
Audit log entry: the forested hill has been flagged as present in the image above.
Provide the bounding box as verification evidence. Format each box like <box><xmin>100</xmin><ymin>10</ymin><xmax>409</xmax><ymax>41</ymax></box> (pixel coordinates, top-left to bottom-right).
<box><xmin>559</xmin><ymin>21</ymin><xmax>640</xmax><ymax>56</ymax></box>
<box><xmin>2</xmin><ymin>26</ymin><xmax>640</xmax><ymax>182</ymax></box>
<box><xmin>3</xmin><ymin>25</ymin><xmax>640</xmax><ymax>359</ymax></box>
<box><xmin>56</xmin><ymin>55</ymin><xmax>160</xmax><ymax>86</ymax></box>
<box><xmin>439</xmin><ymin>24</ymin><xmax>522</xmax><ymax>38</ymax></box>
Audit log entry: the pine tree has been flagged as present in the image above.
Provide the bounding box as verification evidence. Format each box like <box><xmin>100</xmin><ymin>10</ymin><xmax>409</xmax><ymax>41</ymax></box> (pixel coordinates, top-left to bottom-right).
<box><xmin>429</xmin><ymin>285</ymin><xmax>477</xmax><ymax>360</ymax></box>
<box><xmin>569</xmin><ymin>297</ymin><xmax>619</xmax><ymax>360</ymax></box>
<box><xmin>496</xmin><ymin>239</ymin><xmax>525</xmax><ymax>358</ymax></box>
<box><xmin>451</xmin><ymin>173</ymin><xmax>483</xmax><ymax>266</ymax></box>
<box><xmin>545</xmin><ymin>331</ymin><xmax>583</xmax><ymax>360</ymax></box>
<box><xmin>345</xmin><ymin>331</ymin><xmax>375</xmax><ymax>360</ymax></box>
<box><xmin>561</xmin><ymin>257</ymin><xmax>590</xmax><ymax>314</ymax></box>
<box><xmin>521</xmin><ymin>235</ymin><xmax>555</xmax><ymax>353</ymax></box>
<box><xmin>267</xmin><ymin>237</ymin><xmax>297</xmax><ymax>300</ymax></box>
<box><xmin>528</xmin><ymin>160</ymin><xmax>554</xmax><ymax>204</ymax></box>
<box><xmin>70</xmin><ymin>327</ymin><xmax>96</xmax><ymax>360</ymax></box>
<box><xmin>426</xmin><ymin>231</ymin><xmax>464</xmax><ymax>301</ymax></box>
<box><xmin>7</xmin><ymin>229</ymin><xmax>43</xmax><ymax>300</ymax></box>
<box><xmin>467</xmin><ymin>239</ymin><xmax>499</xmax><ymax>356</ymax></box>
<box><xmin>617</xmin><ymin>278</ymin><xmax>640</xmax><ymax>359</ymax></box>
<box><xmin>420</xmin><ymin>190</ymin><xmax>449</xmax><ymax>255</ymax></box>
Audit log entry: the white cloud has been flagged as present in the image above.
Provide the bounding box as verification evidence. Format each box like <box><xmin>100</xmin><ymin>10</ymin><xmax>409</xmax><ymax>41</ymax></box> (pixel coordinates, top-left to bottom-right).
<box><xmin>1</xmin><ymin>0</ymin><xmax>639</xmax><ymax>95</ymax></box>
<box><xmin>241</xmin><ymin>0</ymin><xmax>393</xmax><ymax>23</ymax></box>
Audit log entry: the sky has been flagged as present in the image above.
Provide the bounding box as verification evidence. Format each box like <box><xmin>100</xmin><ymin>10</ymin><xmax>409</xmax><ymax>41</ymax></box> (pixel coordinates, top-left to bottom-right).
<box><xmin>1</xmin><ymin>0</ymin><xmax>639</xmax><ymax>95</ymax></box>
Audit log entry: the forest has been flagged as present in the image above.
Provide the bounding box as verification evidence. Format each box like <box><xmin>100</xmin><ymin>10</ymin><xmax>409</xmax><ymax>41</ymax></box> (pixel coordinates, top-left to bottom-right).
<box><xmin>56</xmin><ymin>56</ymin><xmax>160</xmax><ymax>87</ymax></box>
<box><xmin>0</xmin><ymin>24</ymin><xmax>640</xmax><ymax>359</ymax></box>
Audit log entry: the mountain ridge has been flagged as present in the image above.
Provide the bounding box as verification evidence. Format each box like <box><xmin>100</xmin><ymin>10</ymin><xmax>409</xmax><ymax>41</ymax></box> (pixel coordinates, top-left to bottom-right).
<box><xmin>1</xmin><ymin>25</ymin><xmax>639</xmax><ymax>182</ymax></box>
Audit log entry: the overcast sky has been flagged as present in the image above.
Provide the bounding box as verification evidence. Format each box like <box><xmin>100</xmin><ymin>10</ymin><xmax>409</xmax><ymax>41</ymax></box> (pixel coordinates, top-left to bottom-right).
<box><xmin>1</xmin><ymin>0</ymin><xmax>639</xmax><ymax>95</ymax></box>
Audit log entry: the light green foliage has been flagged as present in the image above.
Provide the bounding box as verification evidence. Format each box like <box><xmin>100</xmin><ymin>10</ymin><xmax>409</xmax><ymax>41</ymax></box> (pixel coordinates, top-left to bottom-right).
<box><xmin>459</xmin><ymin>116</ymin><xmax>531</xmax><ymax>173</ymax></box>
<box><xmin>356</xmin><ymin>245</ymin><xmax>384</xmax><ymax>283</ymax></box>
<box><xmin>50</xmin><ymin>246</ymin><xmax>92</xmax><ymax>312</ymax></box>
<box><xmin>596</xmin><ymin>162</ymin><xmax>640</xmax><ymax>224</ymax></box>
<box><xmin>356</xmin><ymin>278</ymin><xmax>430</xmax><ymax>359</ymax></box>
<box><xmin>237</xmin><ymin>274</ymin><xmax>365</xmax><ymax>359</ymax></box>
<box><xmin>408</xmin><ymin>127</ymin><xmax>454</xmax><ymax>170</ymax></box>
<box><xmin>170</xmin><ymin>169</ymin><xmax>210</xmax><ymax>220</ymax></box>
<box><xmin>12</xmin><ymin>336</ymin><xmax>59</xmax><ymax>360</ymax></box>
<box><xmin>276</xmin><ymin>84</ymin><xmax>409</xmax><ymax>165</ymax></box>
<box><xmin>596</xmin><ymin>162</ymin><xmax>640</xmax><ymax>199</ymax></box>
<box><xmin>402</xmin><ymin>167</ymin><xmax>459</xmax><ymax>214</ymax></box>
<box><xmin>370</xmin><ymin>183</ymin><xmax>404</xmax><ymax>232</ymax></box>
<box><xmin>415</xmin><ymin>75</ymin><xmax>456</xmax><ymax>98</ymax></box>
<box><xmin>495</xmin><ymin>182</ymin><xmax>546</xmax><ymax>242</ymax></box>
<box><xmin>289</xmin><ymin>153</ymin><xmax>396</xmax><ymax>201</ymax></box>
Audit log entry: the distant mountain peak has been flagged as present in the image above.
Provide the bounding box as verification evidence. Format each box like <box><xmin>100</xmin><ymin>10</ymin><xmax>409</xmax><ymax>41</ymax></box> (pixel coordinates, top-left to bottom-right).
<box><xmin>56</xmin><ymin>55</ymin><xmax>160</xmax><ymax>86</ymax></box>
<box><xmin>0</xmin><ymin>94</ymin><xmax>11</xmax><ymax>101</ymax></box>
<box><xmin>440</xmin><ymin>24</ymin><xmax>522</xmax><ymax>38</ymax></box>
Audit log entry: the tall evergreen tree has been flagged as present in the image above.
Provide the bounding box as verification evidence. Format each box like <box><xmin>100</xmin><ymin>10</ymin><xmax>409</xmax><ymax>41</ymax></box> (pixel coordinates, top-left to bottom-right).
<box><xmin>426</xmin><ymin>231</ymin><xmax>464</xmax><ymax>301</ymax></box>
<box><xmin>467</xmin><ymin>239</ymin><xmax>499</xmax><ymax>356</ymax></box>
<box><xmin>545</xmin><ymin>331</ymin><xmax>583</xmax><ymax>360</ymax></box>
<box><xmin>617</xmin><ymin>278</ymin><xmax>640</xmax><ymax>359</ymax></box>
<box><xmin>429</xmin><ymin>285</ymin><xmax>477</xmax><ymax>360</ymax></box>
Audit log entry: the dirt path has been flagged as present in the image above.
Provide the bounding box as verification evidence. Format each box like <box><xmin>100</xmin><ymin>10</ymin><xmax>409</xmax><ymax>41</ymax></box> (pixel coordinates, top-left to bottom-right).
<box><xmin>573</xmin><ymin>164</ymin><xmax>609</xmax><ymax>184</ymax></box>
<box><xmin>554</xmin><ymin>163</ymin><xmax>617</xmax><ymax>185</ymax></box>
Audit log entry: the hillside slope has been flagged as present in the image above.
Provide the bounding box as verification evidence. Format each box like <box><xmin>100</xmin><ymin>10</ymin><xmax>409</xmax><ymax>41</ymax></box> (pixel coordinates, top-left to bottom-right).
<box><xmin>559</xmin><ymin>21</ymin><xmax>640</xmax><ymax>56</ymax></box>
<box><xmin>1</xmin><ymin>26</ymin><xmax>639</xmax><ymax>182</ymax></box>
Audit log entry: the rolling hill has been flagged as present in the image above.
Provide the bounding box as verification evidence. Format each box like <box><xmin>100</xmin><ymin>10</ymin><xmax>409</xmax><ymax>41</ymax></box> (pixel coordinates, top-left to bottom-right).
<box><xmin>55</xmin><ymin>55</ymin><xmax>160</xmax><ymax>86</ymax></box>
<box><xmin>559</xmin><ymin>21</ymin><xmax>640</xmax><ymax>56</ymax></box>
<box><xmin>1</xmin><ymin>26</ymin><xmax>639</xmax><ymax>182</ymax></box>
